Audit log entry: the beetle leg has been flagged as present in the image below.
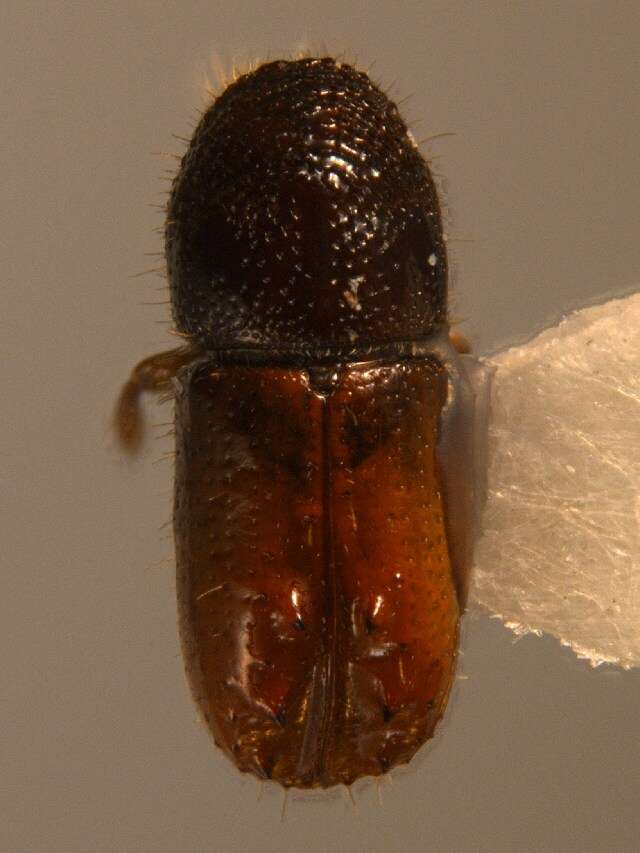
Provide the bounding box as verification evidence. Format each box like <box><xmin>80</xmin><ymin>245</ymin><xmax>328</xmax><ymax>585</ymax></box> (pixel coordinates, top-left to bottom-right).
<box><xmin>433</xmin><ymin>340</ymin><xmax>494</xmax><ymax>609</ymax></box>
<box><xmin>449</xmin><ymin>329</ymin><xmax>471</xmax><ymax>354</ymax></box>
<box><xmin>114</xmin><ymin>345</ymin><xmax>201</xmax><ymax>452</ymax></box>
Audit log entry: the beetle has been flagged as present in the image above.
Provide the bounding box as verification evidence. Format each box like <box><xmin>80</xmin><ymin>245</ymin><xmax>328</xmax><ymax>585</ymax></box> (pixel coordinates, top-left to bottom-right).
<box><xmin>116</xmin><ymin>56</ymin><xmax>490</xmax><ymax>788</ymax></box>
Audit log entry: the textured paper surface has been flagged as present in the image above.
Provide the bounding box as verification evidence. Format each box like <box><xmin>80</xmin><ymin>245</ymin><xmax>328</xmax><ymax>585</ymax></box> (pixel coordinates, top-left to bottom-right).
<box><xmin>472</xmin><ymin>293</ymin><xmax>640</xmax><ymax>668</ymax></box>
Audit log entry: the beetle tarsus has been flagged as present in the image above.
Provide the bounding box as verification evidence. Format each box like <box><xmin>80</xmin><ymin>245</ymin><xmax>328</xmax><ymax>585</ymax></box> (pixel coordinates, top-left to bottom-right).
<box><xmin>115</xmin><ymin>345</ymin><xmax>200</xmax><ymax>452</ymax></box>
<box><xmin>449</xmin><ymin>329</ymin><xmax>471</xmax><ymax>354</ymax></box>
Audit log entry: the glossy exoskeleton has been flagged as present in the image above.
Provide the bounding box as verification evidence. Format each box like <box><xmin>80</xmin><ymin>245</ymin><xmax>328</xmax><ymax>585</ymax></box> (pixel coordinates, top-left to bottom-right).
<box><xmin>116</xmin><ymin>57</ymin><xmax>490</xmax><ymax>788</ymax></box>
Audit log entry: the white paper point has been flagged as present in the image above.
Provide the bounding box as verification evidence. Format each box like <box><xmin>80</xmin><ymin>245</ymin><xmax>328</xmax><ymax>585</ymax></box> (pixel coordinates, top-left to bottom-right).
<box><xmin>471</xmin><ymin>292</ymin><xmax>640</xmax><ymax>668</ymax></box>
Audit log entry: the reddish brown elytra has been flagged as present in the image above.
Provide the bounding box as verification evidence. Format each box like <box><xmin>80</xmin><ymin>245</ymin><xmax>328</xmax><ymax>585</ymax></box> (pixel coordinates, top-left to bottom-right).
<box><xmin>116</xmin><ymin>57</ymin><xmax>490</xmax><ymax>788</ymax></box>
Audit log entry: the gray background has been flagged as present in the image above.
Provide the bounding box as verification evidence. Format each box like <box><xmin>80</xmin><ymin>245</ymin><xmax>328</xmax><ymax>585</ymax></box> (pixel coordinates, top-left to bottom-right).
<box><xmin>3</xmin><ymin>3</ymin><xmax>639</xmax><ymax>852</ymax></box>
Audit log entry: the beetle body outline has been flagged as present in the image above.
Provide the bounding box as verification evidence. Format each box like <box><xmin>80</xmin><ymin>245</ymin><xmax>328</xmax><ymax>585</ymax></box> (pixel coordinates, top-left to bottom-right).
<box><xmin>117</xmin><ymin>57</ymin><xmax>489</xmax><ymax>788</ymax></box>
